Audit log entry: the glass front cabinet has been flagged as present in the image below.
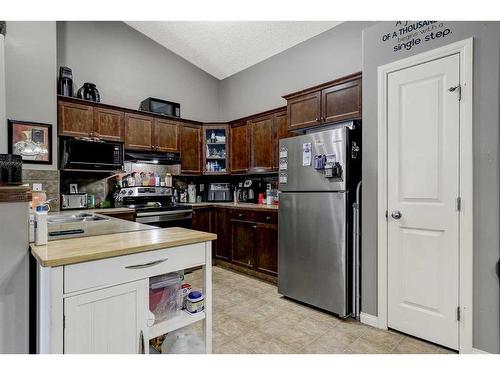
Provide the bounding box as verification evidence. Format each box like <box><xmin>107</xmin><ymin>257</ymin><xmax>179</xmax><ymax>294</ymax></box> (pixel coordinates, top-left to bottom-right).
<box><xmin>203</xmin><ymin>124</ymin><xmax>229</xmax><ymax>174</ymax></box>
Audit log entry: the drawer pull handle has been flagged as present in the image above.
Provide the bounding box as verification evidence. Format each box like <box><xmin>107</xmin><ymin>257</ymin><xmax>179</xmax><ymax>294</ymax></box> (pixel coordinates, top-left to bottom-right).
<box><xmin>125</xmin><ymin>258</ymin><xmax>168</xmax><ymax>269</ymax></box>
<box><xmin>266</xmin><ymin>216</ymin><xmax>271</xmax><ymax>220</ymax></box>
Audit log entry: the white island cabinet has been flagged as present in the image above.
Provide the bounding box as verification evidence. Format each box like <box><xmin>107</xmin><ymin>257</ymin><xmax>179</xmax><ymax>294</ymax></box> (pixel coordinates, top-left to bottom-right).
<box><xmin>32</xmin><ymin>228</ymin><xmax>215</xmax><ymax>354</ymax></box>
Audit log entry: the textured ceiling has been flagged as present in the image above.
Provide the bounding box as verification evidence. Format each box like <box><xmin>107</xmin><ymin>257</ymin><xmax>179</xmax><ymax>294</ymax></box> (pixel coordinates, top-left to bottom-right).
<box><xmin>125</xmin><ymin>21</ymin><xmax>342</xmax><ymax>80</ymax></box>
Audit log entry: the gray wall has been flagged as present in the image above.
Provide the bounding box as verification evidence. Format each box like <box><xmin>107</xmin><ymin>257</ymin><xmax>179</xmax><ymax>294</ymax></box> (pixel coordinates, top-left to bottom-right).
<box><xmin>57</xmin><ymin>21</ymin><xmax>220</xmax><ymax>122</ymax></box>
<box><xmin>4</xmin><ymin>21</ymin><xmax>58</xmax><ymax>171</ymax></box>
<box><xmin>361</xmin><ymin>21</ymin><xmax>500</xmax><ymax>353</ymax></box>
<box><xmin>219</xmin><ymin>22</ymin><xmax>374</xmax><ymax>121</ymax></box>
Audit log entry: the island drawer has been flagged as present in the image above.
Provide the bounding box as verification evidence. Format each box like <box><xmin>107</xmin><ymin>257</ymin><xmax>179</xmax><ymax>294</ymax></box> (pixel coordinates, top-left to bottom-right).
<box><xmin>63</xmin><ymin>242</ymin><xmax>206</xmax><ymax>294</ymax></box>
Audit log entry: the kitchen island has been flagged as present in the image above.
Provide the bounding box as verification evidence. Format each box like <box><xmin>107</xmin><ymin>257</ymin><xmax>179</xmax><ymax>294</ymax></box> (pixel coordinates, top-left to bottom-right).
<box><xmin>31</xmin><ymin>227</ymin><xmax>216</xmax><ymax>354</ymax></box>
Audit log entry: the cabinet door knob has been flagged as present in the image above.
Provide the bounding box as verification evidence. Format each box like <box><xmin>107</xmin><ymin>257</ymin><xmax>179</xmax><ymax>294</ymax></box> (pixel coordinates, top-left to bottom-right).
<box><xmin>238</xmin><ymin>213</ymin><xmax>243</xmax><ymax>217</ymax></box>
<box><xmin>266</xmin><ymin>216</ymin><xmax>271</xmax><ymax>221</ymax></box>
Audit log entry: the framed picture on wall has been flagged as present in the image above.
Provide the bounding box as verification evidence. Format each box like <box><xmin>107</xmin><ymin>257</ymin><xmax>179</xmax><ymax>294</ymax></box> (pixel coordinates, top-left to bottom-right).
<box><xmin>7</xmin><ymin>120</ymin><xmax>53</xmax><ymax>165</ymax></box>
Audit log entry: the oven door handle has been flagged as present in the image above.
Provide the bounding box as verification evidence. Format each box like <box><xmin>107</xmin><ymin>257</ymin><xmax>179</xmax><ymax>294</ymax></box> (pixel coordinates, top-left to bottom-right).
<box><xmin>135</xmin><ymin>209</ymin><xmax>193</xmax><ymax>217</ymax></box>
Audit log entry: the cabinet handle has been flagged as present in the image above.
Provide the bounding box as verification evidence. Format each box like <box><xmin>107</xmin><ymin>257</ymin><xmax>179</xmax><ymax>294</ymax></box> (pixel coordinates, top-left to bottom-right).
<box><xmin>125</xmin><ymin>258</ymin><xmax>168</xmax><ymax>269</ymax></box>
<box><xmin>266</xmin><ymin>216</ymin><xmax>271</xmax><ymax>221</ymax></box>
<box><xmin>315</xmin><ymin>118</ymin><xmax>319</xmax><ymax>122</ymax></box>
<box><xmin>238</xmin><ymin>213</ymin><xmax>243</xmax><ymax>217</ymax></box>
<box><xmin>252</xmin><ymin>225</ymin><xmax>257</xmax><ymax>229</ymax></box>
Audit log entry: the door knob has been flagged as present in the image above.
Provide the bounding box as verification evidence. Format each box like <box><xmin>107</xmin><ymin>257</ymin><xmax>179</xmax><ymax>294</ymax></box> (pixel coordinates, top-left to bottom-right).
<box><xmin>391</xmin><ymin>210</ymin><xmax>402</xmax><ymax>220</ymax></box>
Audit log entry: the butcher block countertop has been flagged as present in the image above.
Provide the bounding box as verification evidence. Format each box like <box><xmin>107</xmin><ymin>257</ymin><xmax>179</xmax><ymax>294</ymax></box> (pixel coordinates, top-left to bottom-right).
<box><xmin>31</xmin><ymin>227</ymin><xmax>217</xmax><ymax>267</ymax></box>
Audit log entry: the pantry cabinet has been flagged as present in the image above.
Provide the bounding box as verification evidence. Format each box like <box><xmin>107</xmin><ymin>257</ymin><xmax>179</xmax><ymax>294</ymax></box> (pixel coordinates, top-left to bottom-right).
<box><xmin>283</xmin><ymin>72</ymin><xmax>362</xmax><ymax>131</ymax></box>
<box><xmin>64</xmin><ymin>279</ymin><xmax>148</xmax><ymax>354</ymax></box>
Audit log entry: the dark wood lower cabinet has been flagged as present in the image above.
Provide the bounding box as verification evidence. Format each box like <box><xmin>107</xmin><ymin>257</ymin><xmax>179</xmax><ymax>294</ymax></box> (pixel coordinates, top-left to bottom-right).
<box><xmin>192</xmin><ymin>207</ymin><xmax>278</xmax><ymax>278</ymax></box>
<box><xmin>230</xmin><ymin>219</ymin><xmax>255</xmax><ymax>269</ymax></box>
<box><xmin>192</xmin><ymin>207</ymin><xmax>212</xmax><ymax>233</ymax></box>
<box><xmin>254</xmin><ymin>223</ymin><xmax>278</xmax><ymax>276</ymax></box>
<box><xmin>214</xmin><ymin>208</ymin><xmax>231</xmax><ymax>261</ymax></box>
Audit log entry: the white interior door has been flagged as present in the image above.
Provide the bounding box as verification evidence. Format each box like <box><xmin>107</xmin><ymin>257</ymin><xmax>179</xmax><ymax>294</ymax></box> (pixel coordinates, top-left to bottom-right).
<box><xmin>387</xmin><ymin>53</ymin><xmax>460</xmax><ymax>350</ymax></box>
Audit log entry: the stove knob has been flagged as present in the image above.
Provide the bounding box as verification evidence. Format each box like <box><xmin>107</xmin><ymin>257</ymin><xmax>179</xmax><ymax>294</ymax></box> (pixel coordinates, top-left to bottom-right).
<box><xmin>127</xmin><ymin>190</ymin><xmax>133</xmax><ymax>195</ymax></box>
<box><xmin>120</xmin><ymin>190</ymin><xmax>126</xmax><ymax>194</ymax></box>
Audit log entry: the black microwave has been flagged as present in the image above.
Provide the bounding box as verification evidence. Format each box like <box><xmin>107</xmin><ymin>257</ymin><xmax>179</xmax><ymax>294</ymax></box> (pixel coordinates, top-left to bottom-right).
<box><xmin>60</xmin><ymin>138</ymin><xmax>123</xmax><ymax>171</ymax></box>
<box><xmin>140</xmin><ymin>97</ymin><xmax>181</xmax><ymax>118</ymax></box>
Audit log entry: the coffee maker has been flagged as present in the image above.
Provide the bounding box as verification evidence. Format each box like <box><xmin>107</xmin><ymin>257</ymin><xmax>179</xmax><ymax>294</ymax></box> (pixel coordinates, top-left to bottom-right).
<box><xmin>236</xmin><ymin>179</ymin><xmax>257</xmax><ymax>203</ymax></box>
<box><xmin>58</xmin><ymin>66</ymin><xmax>73</xmax><ymax>97</ymax></box>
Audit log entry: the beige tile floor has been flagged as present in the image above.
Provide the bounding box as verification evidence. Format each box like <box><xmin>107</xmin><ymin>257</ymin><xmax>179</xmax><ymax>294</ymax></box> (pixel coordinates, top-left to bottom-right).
<box><xmin>184</xmin><ymin>266</ymin><xmax>456</xmax><ymax>354</ymax></box>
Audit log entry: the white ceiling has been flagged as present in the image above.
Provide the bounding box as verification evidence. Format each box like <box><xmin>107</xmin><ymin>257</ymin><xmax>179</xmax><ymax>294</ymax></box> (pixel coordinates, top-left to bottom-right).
<box><xmin>125</xmin><ymin>21</ymin><xmax>343</xmax><ymax>80</ymax></box>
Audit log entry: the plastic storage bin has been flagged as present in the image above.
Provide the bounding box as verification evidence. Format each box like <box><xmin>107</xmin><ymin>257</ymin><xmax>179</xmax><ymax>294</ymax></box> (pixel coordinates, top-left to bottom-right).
<box><xmin>149</xmin><ymin>273</ymin><xmax>183</xmax><ymax>323</ymax></box>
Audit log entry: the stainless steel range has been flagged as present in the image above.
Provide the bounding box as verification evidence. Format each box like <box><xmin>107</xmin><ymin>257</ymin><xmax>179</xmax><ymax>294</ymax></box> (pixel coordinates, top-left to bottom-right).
<box><xmin>117</xmin><ymin>187</ymin><xmax>192</xmax><ymax>228</ymax></box>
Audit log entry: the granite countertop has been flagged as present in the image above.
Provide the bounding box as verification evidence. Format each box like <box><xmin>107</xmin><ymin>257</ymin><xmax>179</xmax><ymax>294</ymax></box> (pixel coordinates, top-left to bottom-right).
<box><xmin>186</xmin><ymin>202</ymin><xmax>279</xmax><ymax>211</ymax></box>
<box><xmin>31</xmin><ymin>227</ymin><xmax>217</xmax><ymax>267</ymax></box>
<box><xmin>46</xmin><ymin>211</ymin><xmax>151</xmax><ymax>241</ymax></box>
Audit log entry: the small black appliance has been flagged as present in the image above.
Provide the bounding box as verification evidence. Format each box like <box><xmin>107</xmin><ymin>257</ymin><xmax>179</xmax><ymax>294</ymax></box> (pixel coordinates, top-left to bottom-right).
<box><xmin>58</xmin><ymin>66</ymin><xmax>73</xmax><ymax>97</ymax></box>
<box><xmin>140</xmin><ymin>97</ymin><xmax>180</xmax><ymax>117</ymax></box>
<box><xmin>77</xmin><ymin>82</ymin><xmax>100</xmax><ymax>102</ymax></box>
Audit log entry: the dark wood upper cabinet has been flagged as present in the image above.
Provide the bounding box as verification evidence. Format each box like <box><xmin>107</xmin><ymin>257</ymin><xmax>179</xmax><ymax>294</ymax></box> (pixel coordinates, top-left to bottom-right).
<box><xmin>58</xmin><ymin>101</ymin><xmax>94</xmax><ymax>137</ymax></box>
<box><xmin>322</xmin><ymin>78</ymin><xmax>362</xmax><ymax>124</ymax></box>
<box><xmin>94</xmin><ymin>107</ymin><xmax>124</xmax><ymax>141</ymax></box>
<box><xmin>274</xmin><ymin>110</ymin><xmax>289</xmax><ymax>169</ymax></box>
<box><xmin>254</xmin><ymin>223</ymin><xmax>278</xmax><ymax>276</ymax></box>
<box><xmin>284</xmin><ymin>72</ymin><xmax>362</xmax><ymax>131</ymax></box>
<box><xmin>249</xmin><ymin>115</ymin><xmax>275</xmax><ymax>173</ymax></box>
<box><xmin>286</xmin><ymin>91</ymin><xmax>321</xmax><ymax>131</ymax></box>
<box><xmin>124</xmin><ymin>113</ymin><xmax>154</xmax><ymax>151</ymax></box>
<box><xmin>180</xmin><ymin>123</ymin><xmax>202</xmax><ymax>174</ymax></box>
<box><xmin>230</xmin><ymin>121</ymin><xmax>250</xmax><ymax>174</ymax></box>
<box><xmin>154</xmin><ymin>118</ymin><xmax>179</xmax><ymax>152</ymax></box>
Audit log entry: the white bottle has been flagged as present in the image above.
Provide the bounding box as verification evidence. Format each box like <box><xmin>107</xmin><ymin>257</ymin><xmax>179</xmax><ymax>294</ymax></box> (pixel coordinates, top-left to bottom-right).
<box><xmin>35</xmin><ymin>205</ymin><xmax>48</xmax><ymax>245</ymax></box>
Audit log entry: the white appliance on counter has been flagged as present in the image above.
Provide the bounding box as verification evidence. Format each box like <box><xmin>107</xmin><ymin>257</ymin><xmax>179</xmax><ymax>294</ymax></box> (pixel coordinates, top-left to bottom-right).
<box><xmin>0</xmin><ymin>187</ymin><xmax>30</xmax><ymax>353</ymax></box>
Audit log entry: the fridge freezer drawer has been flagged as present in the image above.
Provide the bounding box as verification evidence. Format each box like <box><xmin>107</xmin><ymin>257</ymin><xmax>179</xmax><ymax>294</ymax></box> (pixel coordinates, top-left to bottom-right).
<box><xmin>278</xmin><ymin>191</ymin><xmax>349</xmax><ymax>316</ymax></box>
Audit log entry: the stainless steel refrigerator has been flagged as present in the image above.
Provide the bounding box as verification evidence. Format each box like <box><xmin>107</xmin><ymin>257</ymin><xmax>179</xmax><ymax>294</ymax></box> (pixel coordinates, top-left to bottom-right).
<box><xmin>278</xmin><ymin>122</ymin><xmax>361</xmax><ymax>318</ymax></box>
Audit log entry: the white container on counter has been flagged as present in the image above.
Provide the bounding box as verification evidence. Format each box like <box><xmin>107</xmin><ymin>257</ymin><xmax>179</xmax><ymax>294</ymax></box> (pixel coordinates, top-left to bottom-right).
<box><xmin>34</xmin><ymin>205</ymin><xmax>48</xmax><ymax>245</ymax></box>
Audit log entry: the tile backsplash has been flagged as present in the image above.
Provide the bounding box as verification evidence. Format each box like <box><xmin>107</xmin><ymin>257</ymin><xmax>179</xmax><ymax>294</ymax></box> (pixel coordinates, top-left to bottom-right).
<box><xmin>22</xmin><ymin>169</ymin><xmax>60</xmax><ymax>211</ymax></box>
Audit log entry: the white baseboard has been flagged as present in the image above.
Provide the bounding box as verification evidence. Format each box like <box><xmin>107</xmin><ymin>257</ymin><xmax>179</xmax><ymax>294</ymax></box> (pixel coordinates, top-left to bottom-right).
<box><xmin>472</xmin><ymin>348</ymin><xmax>491</xmax><ymax>354</ymax></box>
<box><xmin>360</xmin><ymin>312</ymin><xmax>379</xmax><ymax>328</ymax></box>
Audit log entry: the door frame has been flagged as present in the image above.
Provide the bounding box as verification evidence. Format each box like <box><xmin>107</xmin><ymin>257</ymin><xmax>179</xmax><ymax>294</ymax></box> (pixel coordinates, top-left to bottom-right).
<box><xmin>377</xmin><ymin>38</ymin><xmax>473</xmax><ymax>353</ymax></box>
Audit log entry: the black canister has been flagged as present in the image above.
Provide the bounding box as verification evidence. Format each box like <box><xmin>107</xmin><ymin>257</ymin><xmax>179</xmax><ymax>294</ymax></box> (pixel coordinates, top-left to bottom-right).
<box><xmin>0</xmin><ymin>154</ymin><xmax>23</xmax><ymax>185</ymax></box>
